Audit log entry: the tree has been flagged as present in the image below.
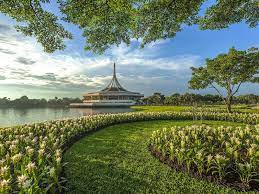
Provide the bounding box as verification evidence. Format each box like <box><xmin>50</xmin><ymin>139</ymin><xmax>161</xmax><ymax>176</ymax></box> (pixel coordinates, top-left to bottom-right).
<box><xmin>236</xmin><ymin>94</ymin><xmax>259</xmax><ymax>104</ymax></box>
<box><xmin>203</xmin><ymin>94</ymin><xmax>222</xmax><ymax>104</ymax></box>
<box><xmin>60</xmin><ymin>0</ymin><xmax>136</xmax><ymax>54</ymax></box>
<box><xmin>198</xmin><ymin>0</ymin><xmax>259</xmax><ymax>30</ymax></box>
<box><xmin>1</xmin><ymin>0</ymin><xmax>258</xmax><ymax>54</ymax></box>
<box><xmin>0</xmin><ymin>0</ymin><xmax>72</xmax><ymax>53</ymax></box>
<box><xmin>189</xmin><ymin>47</ymin><xmax>259</xmax><ymax>113</ymax></box>
<box><xmin>134</xmin><ymin>0</ymin><xmax>203</xmax><ymax>48</ymax></box>
<box><xmin>152</xmin><ymin>92</ymin><xmax>165</xmax><ymax>105</ymax></box>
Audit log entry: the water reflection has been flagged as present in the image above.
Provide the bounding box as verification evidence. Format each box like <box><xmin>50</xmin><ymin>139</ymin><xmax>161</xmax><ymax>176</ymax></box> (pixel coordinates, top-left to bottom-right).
<box><xmin>0</xmin><ymin>107</ymin><xmax>133</xmax><ymax>127</ymax></box>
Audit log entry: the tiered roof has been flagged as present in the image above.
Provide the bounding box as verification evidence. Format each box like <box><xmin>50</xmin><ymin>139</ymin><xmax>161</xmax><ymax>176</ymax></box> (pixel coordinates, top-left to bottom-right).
<box><xmin>84</xmin><ymin>63</ymin><xmax>143</xmax><ymax>97</ymax></box>
<box><xmin>101</xmin><ymin>63</ymin><xmax>128</xmax><ymax>92</ymax></box>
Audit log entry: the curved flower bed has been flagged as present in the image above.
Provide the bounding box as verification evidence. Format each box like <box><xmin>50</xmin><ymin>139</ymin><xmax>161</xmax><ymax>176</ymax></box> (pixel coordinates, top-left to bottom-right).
<box><xmin>0</xmin><ymin>111</ymin><xmax>258</xmax><ymax>193</ymax></box>
<box><xmin>150</xmin><ymin>125</ymin><xmax>259</xmax><ymax>191</ymax></box>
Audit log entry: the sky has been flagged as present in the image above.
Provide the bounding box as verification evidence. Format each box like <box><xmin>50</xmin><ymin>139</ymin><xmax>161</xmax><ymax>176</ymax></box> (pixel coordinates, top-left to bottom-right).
<box><xmin>0</xmin><ymin>1</ymin><xmax>258</xmax><ymax>99</ymax></box>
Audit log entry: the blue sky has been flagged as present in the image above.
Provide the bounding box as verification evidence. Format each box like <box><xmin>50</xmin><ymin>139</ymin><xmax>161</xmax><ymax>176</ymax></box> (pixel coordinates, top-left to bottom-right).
<box><xmin>0</xmin><ymin>1</ymin><xmax>258</xmax><ymax>99</ymax></box>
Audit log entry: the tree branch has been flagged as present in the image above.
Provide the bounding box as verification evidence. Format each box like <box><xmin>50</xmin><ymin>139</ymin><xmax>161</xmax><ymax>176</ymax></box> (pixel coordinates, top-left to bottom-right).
<box><xmin>232</xmin><ymin>82</ymin><xmax>242</xmax><ymax>96</ymax></box>
<box><xmin>29</xmin><ymin>0</ymin><xmax>40</xmax><ymax>18</ymax></box>
<box><xmin>29</xmin><ymin>0</ymin><xmax>46</xmax><ymax>27</ymax></box>
<box><xmin>210</xmin><ymin>84</ymin><xmax>224</xmax><ymax>98</ymax></box>
<box><xmin>210</xmin><ymin>83</ymin><xmax>229</xmax><ymax>105</ymax></box>
<box><xmin>231</xmin><ymin>82</ymin><xmax>235</xmax><ymax>91</ymax></box>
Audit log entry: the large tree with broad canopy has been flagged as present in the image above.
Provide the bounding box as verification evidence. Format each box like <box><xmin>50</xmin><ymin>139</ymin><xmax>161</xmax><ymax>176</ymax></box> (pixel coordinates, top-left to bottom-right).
<box><xmin>188</xmin><ymin>47</ymin><xmax>259</xmax><ymax>113</ymax></box>
<box><xmin>0</xmin><ymin>0</ymin><xmax>258</xmax><ymax>53</ymax></box>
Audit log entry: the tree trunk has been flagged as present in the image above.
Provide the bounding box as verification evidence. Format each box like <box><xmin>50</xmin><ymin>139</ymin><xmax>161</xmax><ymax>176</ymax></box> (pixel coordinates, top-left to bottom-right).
<box><xmin>226</xmin><ymin>96</ymin><xmax>232</xmax><ymax>113</ymax></box>
<box><xmin>226</xmin><ymin>101</ymin><xmax>231</xmax><ymax>113</ymax></box>
<box><xmin>225</xmin><ymin>82</ymin><xmax>233</xmax><ymax>113</ymax></box>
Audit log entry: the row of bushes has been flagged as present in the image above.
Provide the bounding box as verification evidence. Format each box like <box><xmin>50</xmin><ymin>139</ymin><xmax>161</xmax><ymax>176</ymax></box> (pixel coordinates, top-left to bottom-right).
<box><xmin>150</xmin><ymin>125</ymin><xmax>259</xmax><ymax>191</ymax></box>
<box><xmin>0</xmin><ymin>111</ymin><xmax>258</xmax><ymax>193</ymax></box>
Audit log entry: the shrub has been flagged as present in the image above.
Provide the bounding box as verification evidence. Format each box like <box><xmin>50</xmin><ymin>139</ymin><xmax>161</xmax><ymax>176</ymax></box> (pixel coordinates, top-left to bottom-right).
<box><xmin>150</xmin><ymin>125</ymin><xmax>259</xmax><ymax>191</ymax></box>
<box><xmin>0</xmin><ymin>111</ymin><xmax>258</xmax><ymax>193</ymax></box>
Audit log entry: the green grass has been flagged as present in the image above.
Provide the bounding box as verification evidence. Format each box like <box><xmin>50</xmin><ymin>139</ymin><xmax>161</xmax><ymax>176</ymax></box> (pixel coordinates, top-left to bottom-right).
<box><xmin>131</xmin><ymin>105</ymin><xmax>258</xmax><ymax>113</ymax></box>
<box><xmin>63</xmin><ymin>120</ymin><xmax>246</xmax><ymax>193</ymax></box>
<box><xmin>131</xmin><ymin>105</ymin><xmax>189</xmax><ymax>112</ymax></box>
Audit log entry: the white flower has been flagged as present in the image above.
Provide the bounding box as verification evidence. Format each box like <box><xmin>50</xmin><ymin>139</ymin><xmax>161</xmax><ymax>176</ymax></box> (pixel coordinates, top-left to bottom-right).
<box><xmin>17</xmin><ymin>175</ymin><xmax>30</xmax><ymax>188</ymax></box>
<box><xmin>38</xmin><ymin>149</ymin><xmax>45</xmax><ymax>156</ymax></box>
<box><xmin>27</xmin><ymin>148</ymin><xmax>34</xmax><ymax>156</ymax></box>
<box><xmin>0</xmin><ymin>179</ymin><xmax>10</xmax><ymax>190</ymax></box>
<box><xmin>23</xmin><ymin>180</ymin><xmax>31</xmax><ymax>189</ymax></box>
<box><xmin>11</xmin><ymin>153</ymin><xmax>22</xmax><ymax>163</ymax></box>
<box><xmin>0</xmin><ymin>166</ymin><xmax>9</xmax><ymax>176</ymax></box>
<box><xmin>56</xmin><ymin>157</ymin><xmax>61</xmax><ymax>164</ymax></box>
<box><xmin>55</xmin><ymin>149</ymin><xmax>62</xmax><ymax>158</ymax></box>
<box><xmin>26</xmin><ymin>162</ymin><xmax>36</xmax><ymax>173</ymax></box>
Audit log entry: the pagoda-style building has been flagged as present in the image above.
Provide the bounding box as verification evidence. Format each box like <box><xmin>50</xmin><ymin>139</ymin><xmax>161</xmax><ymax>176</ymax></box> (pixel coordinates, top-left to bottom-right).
<box><xmin>71</xmin><ymin>63</ymin><xmax>144</xmax><ymax>107</ymax></box>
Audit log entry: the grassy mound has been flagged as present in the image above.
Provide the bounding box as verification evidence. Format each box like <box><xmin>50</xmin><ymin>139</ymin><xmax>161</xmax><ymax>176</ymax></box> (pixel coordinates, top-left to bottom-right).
<box><xmin>64</xmin><ymin>120</ymin><xmax>246</xmax><ymax>193</ymax></box>
<box><xmin>150</xmin><ymin>125</ymin><xmax>259</xmax><ymax>191</ymax></box>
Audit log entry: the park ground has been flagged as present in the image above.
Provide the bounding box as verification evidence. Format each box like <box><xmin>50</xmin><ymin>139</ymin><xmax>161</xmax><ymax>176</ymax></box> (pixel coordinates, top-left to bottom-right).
<box><xmin>63</xmin><ymin>119</ymin><xmax>249</xmax><ymax>193</ymax></box>
<box><xmin>131</xmin><ymin>104</ymin><xmax>259</xmax><ymax>113</ymax></box>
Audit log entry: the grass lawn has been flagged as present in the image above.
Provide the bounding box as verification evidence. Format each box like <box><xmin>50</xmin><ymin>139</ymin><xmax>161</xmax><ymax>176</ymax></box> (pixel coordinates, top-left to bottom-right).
<box><xmin>63</xmin><ymin>120</ymin><xmax>247</xmax><ymax>193</ymax></box>
<box><xmin>131</xmin><ymin>105</ymin><xmax>258</xmax><ymax>113</ymax></box>
<box><xmin>131</xmin><ymin>105</ymin><xmax>189</xmax><ymax>112</ymax></box>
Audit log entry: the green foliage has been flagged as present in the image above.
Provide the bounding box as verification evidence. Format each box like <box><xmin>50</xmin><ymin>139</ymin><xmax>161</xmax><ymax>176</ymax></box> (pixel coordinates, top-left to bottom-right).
<box><xmin>0</xmin><ymin>0</ymin><xmax>72</xmax><ymax>53</ymax></box>
<box><xmin>135</xmin><ymin>0</ymin><xmax>203</xmax><ymax>47</ymax></box>
<box><xmin>189</xmin><ymin>47</ymin><xmax>259</xmax><ymax>112</ymax></box>
<box><xmin>0</xmin><ymin>96</ymin><xmax>82</xmax><ymax>108</ymax></box>
<box><xmin>143</xmin><ymin>92</ymin><xmax>224</xmax><ymax>105</ymax></box>
<box><xmin>140</xmin><ymin>92</ymin><xmax>259</xmax><ymax>107</ymax></box>
<box><xmin>150</xmin><ymin>124</ymin><xmax>259</xmax><ymax>190</ymax></box>
<box><xmin>142</xmin><ymin>92</ymin><xmax>165</xmax><ymax>105</ymax></box>
<box><xmin>1</xmin><ymin>1</ymin><xmax>258</xmax><ymax>53</ymax></box>
<box><xmin>60</xmin><ymin>0</ymin><xmax>136</xmax><ymax>54</ymax></box>
<box><xmin>236</xmin><ymin>94</ymin><xmax>259</xmax><ymax>104</ymax></box>
<box><xmin>199</xmin><ymin>0</ymin><xmax>259</xmax><ymax>29</ymax></box>
<box><xmin>189</xmin><ymin>47</ymin><xmax>259</xmax><ymax>90</ymax></box>
<box><xmin>64</xmin><ymin>120</ymin><xmax>244</xmax><ymax>193</ymax></box>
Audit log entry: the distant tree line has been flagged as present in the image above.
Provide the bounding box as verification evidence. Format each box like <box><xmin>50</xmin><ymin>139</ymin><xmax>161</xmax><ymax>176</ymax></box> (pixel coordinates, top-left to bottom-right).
<box><xmin>0</xmin><ymin>96</ymin><xmax>82</xmax><ymax>108</ymax></box>
<box><xmin>140</xmin><ymin>93</ymin><xmax>259</xmax><ymax>106</ymax></box>
<box><xmin>0</xmin><ymin>94</ymin><xmax>258</xmax><ymax>108</ymax></box>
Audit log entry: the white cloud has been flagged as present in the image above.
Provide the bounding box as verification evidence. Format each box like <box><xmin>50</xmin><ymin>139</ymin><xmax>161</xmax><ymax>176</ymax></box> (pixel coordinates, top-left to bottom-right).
<box><xmin>109</xmin><ymin>41</ymin><xmax>201</xmax><ymax>71</ymax></box>
<box><xmin>0</xmin><ymin>23</ymin><xmax>201</xmax><ymax>97</ymax></box>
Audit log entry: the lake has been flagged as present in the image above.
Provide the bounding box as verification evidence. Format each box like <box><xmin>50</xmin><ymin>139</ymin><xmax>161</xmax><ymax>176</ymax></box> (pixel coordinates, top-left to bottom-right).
<box><xmin>0</xmin><ymin>107</ymin><xmax>133</xmax><ymax>127</ymax></box>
